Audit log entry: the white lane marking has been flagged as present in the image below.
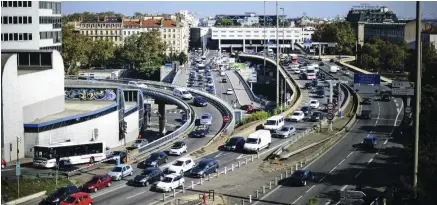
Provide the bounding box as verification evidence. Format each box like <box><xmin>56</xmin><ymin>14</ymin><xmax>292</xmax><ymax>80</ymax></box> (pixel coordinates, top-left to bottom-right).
<box><xmin>126</xmin><ymin>191</ymin><xmax>146</xmax><ymax>199</ymax></box>
<box><xmin>338</xmin><ymin>159</ymin><xmax>345</xmax><ymax>165</ymax></box>
<box><xmin>214</xmin><ymin>152</ymin><xmax>223</xmax><ymax>158</ymax></box>
<box><xmin>354</xmin><ymin>170</ymin><xmax>362</xmax><ymax>179</ymax></box>
<box><xmin>394</xmin><ymin>99</ymin><xmax>397</xmax><ymax>103</ymax></box>
<box><xmin>329</xmin><ymin>166</ymin><xmax>337</xmax><ymax>173</ymax></box>
<box><xmin>236</xmin><ymin>154</ymin><xmax>246</xmax><ymax>160</ymax></box>
<box><xmin>92</xmin><ymin>184</ymin><xmax>127</xmax><ymax>198</ymax></box>
<box><xmin>306</xmin><ymin>185</ymin><xmax>316</xmax><ymax>193</ymax></box>
<box><xmin>346</xmin><ymin>152</ymin><xmax>353</xmax><ymax>158</ymax></box>
<box><xmin>324</xmin><ymin>201</ymin><xmax>332</xmax><ymax>205</ymax></box>
<box><xmin>368</xmin><ymin>158</ymin><xmax>373</xmax><ymax>164</ymax></box>
<box><xmin>395</xmin><ymin>102</ymin><xmax>399</xmax><ymax>107</ymax></box>
<box><xmin>394</xmin><ymin>99</ymin><xmax>404</xmax><ymax>127</ymax></box>
<box><xmin>383</xmin><ymin>139</ymin><xmax>388</xmax><ymax>145</ymax></box>
<box><xmin>292</xmin><ymin>196</ymin><xmax>303</xmax><ymax>205</ymax></box>
<box><xmin>319</xmin><ymin>175</ymin><xmax>326</xmax><ymax>182</ymax></box>
<box><xmin>340</xmin><ymin>185</ymin><xmax>348</xmax><ymax>191</ymax></box>
<box><xmin>1</xmin><ymin>168</ymin><xmax>15</xmax><ymax>171</ymax></box>
<box><xmin>334</xmin><ymin>202</ymin><xmax>340</xmax><ymax>205</ymax></box>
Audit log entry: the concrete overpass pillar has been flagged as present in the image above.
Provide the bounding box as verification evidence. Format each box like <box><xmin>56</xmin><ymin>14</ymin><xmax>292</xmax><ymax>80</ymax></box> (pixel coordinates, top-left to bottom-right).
<box><xmin>243</xmin><ymin>39</ymin><xmax>246</xmax><ymax>52</ymax></box>
<box><xmin>218</xmin><ymin>39</ymin><xmax>221</xmax><ymax>51</ymax></box>
<box><xmin>291</xmin><ymin>39</ymin><xmax>295</xmax><ymax>50</ymax></box>
<box><xmin>158</xmin><ymin>102</ymin><xmax>166</xmax><ymax>134</ymax></box>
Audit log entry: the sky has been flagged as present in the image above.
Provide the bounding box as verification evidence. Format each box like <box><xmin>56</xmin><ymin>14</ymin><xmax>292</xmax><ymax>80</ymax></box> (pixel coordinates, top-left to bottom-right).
<box><xmin>62</xmin><ymin>1</ymin><xmax>437</xmax><ymax>19</ymax></box>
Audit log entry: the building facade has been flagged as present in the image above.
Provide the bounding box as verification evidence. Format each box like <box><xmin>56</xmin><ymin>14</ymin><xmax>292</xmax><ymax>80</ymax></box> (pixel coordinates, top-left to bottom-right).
<box><xmin>422</xmin><ymin>31</ymin><xmax>437</xmax><ymax>52</ymax></box>
<box><xmin>78</xmin><ymin>16</ymin><xmax>123</xmax><ymax>45</ymax></box>
<box><xmin>1</xmin><ymin>0</ymin><xmax>62</xmax><ymax>51</ymax></box>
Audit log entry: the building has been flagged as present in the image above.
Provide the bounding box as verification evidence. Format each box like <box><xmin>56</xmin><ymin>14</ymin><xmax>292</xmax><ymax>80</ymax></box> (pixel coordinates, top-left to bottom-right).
<box><xmin>78</xmin><ymin>16</ymin><xmax>123</xmax><ymax>45</ymax></box>
<box><xmin>1</xmin><ymin>0</ymin><xmax>62</xmax><ymax>52</ymax></box>
<box><xmin>422</xmin><ymin>29</ymin><xmax>437</xmax><ymax>52</ymax></box>
<box><xmin>199</xmin><ymin>17</ymin><xmax>216</xmax><ymax>27</ymax></box>
<box><xmin>122</xmin><ymin>17</ymin><xmax>189</xmax><ymax>55</ymax></box>
<box><xmin>189</xmin><ymin>27</ymin><xmax>210</xmax><ymax>51</ymax></box>
<box><xmin>346</xmin><ymin>5</ymin><xmax>398</xmax><ymax>24</ymax></box>
<box><xmin>215</xmin><ymin>12</ymin><xmax>286</xmax><ymax>26</ymax></box>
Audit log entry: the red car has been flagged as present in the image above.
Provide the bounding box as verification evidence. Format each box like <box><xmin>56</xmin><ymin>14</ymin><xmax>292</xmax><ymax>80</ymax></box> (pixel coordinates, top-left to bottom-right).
<box><xmin>240</xmin><ymin>105</ymin><xmax>254</xmax><ymax>111</ymax></box>
<box><xmin>81</xmin><ymin>175</ymin><xmax>112</xmax><ymax>192</ymax></box>
<box><xmin>1</xmin><ymin>159</ymin><xmax>6</xmax><ymax>169</ymax></box>
<box><xmin>223</xmin><ymin>116</ymin><xmax>230</xmax><ymax>123</ymax></box>
<box><xmin>60</xmin><ymin>192</ymin><xmax>92</xmax><ymax>205</ymax></box>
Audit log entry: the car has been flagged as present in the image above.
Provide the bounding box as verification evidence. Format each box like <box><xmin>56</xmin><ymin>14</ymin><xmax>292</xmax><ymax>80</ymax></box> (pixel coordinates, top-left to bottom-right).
<box><xmin>316</xmin><ymin>89</ymin><xmax>325</xmax><ymax>98</ymax></box>
<box><xmin>240</xmin><ymin>105</ymin><xmax>254</xmax><ymax>111</ymax></box>
<box><xmin>362</xmin><ymin>136</ymin><xmax>377</xmax><ymax>149</ymax></box>
<box><xmin>138</xmin><ymin>152</ymin><xmax>168</xmax><ymax>168</ymax></box>
<box><xmin>193</xmin><ymin>96</ymin><xmax>208</xmax><ymax>107</ymax></box>
<box><xmin>207</xmin><ymin>82</ymin><xmax>214</xmax><ymax>87</ymax></box>
<box><xmin>155</xmin><ymin>174</ymin><xmax>185</xmax><ymax>192</ymax></box>
<box><xmin>167</xmin><ymin>158</ymin><xmax>196</xmax><ymax>174</ymax></box>
<box><xmin>191</xmin><ymin>125</ymin><xmax>210</xmax><ymax>138</ymax></box>
<box><xmin>309</xmin><ymin>100</ymin><xmax>320</xmax><ymax>109</ymax></box>
<box><xmin>169</xmin><ymin>141</ymin><xmax>188</xmax><ymax>156</ymax></box>
<box><xmin>41</xmin><ymin>185</ymin><xmax>80</xmax><ymax>205</ymax></box>
<box><xmin>223</xmin><ymin>136</ymin><xmax>246</xmax><ymax>151</ymax></box>
<box><xmin>221</xmin><ymin>78</ymin><xmax>227</xmax><ymax>83</ymax></box>
<box><xmin>132</xmin><ymin>167</ymin><xmax>164</xmax><ymax>187</ymax></box>
<box><xmin>131</xmin><ymin>139</ymin><xmax>148</xmax><ymax>149</ymax></box>
<box><xmin>289</xmin><ymin>169</ymin><xmax>315</xmax><ymax>186</ymax></box>
<box><xmin>319</xmin><ymin>62</ymin><xmax>324</xmax><ymax>66</ymax></box>
<box><xmin>190</xmin><ymin>158</ymin><xmax>219</xmax><ymax>178</ymax></box>
<box><xmin>107</xmin><ymin>164</ymin><xmax>133</xmax><ymax>180</ymax></box>
<box><xmin>289</xmin><ymin>111</ymin><xmax>305</xmax><ymax>122</ymax></box>
<box><xmin>81</xmin><ymin>175</ymin><xmax>111</xmax><ymax>193</ymax></box>
<box><xmin>226</xmin><ymin>88</ymin><xmax>234</xmax><ymax>95</ymax></box>
<box><xmin>360</xmin><ymin>109</ymin><xmax>372</xmax><ymax>119</ymax></box>
<box><xmin>187</xmin><ymin>81</ymin><xmax>194</xmax><ymax>87</ymax></box>
<box><xmin>206</xmin><ymin>86</ymin><xmax>214</xmax><ymax>93</ymax></box>
<box><xmin>107</xmin><ymin>151</ymin><xmax>127</xmax><ymax>164</ymax></box>
<box><xmin>276</xmin><ymin>126</ymin><xmax>296</xmax><ymax>138</ymax></box>
<box><xmin>301</xmin><ymin>106</ymin><xmax>311</xmax><ymax>115</ymax></box>
<box><xmin>1</xmin><ymin>159</ymin><xmax>6</xmax><ymax>169</ymax></box>
<box><xmin>220</xmin><ymin>71</ymin><xmax>226</xmax><ymax>76</ymax></box>
<box><xmin>128</xmin><ymin>81</ymin><xmax>148</xmax><ymax>89</ymax></box>
<box><xmin>310</xmin><ymin>112</ymin><xmax>324</xmax><ymax>122</ymax></box>
<box><xmin>361</xmin><ymin>98</ymin><xmax>372</xmax><ymax>105</ymax></box>
<box><xmin>59</xmin><ymin>192</ymin><xmax>92</xmax><ymax>205</ymax></box>
<box><xmin>200</xmin><ymin>113</ymin><xmax>213</xmax><ymax>125</ymax></box>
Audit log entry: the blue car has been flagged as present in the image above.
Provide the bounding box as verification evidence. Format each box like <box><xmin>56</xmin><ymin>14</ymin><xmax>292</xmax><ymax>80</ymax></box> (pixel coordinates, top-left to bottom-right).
<box><xmin>206</xmin><ymin>86</ymin><xmax>214</xmax><ymax>93</ymax></box>
<box><xmin>362</xmin><ymin>136</ymin><xmax>377</xmax><ymax>149</ymax></box>
<box><xmin>193</xmin><ymin>96</ymin><xmax>208</xmax><ymax>107</ymax></box>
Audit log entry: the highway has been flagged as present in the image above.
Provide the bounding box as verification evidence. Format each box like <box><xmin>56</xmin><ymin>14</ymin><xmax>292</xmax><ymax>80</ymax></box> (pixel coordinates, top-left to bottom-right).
<box><xmin>254</xmin><ymin>59</ymin><xmax>404</xmax><ymax>205</ymax></box>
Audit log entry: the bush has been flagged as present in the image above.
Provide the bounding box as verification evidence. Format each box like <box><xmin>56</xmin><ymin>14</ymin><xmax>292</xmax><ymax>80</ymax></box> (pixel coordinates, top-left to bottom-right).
<box><xmin>236</xmin><ymin>111</ymin><xmax>270</xmax><ymax>127</ymax></box>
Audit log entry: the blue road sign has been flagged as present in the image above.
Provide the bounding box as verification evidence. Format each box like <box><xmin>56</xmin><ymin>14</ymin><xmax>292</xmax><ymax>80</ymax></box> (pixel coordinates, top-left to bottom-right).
<box><xmin>16</xmin><ymin>162</ymin><xmax>21</xmax><ymax>176</ymax></box>
<box><xmin>354</xmin><ymin>74</ymin><xmax>381</xmax><ymax>85</ymax></box>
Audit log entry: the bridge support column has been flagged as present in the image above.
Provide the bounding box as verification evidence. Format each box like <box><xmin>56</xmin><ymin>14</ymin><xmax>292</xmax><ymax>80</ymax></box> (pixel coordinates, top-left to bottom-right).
<box><xmin>291</xmin><ymin>39</ymin><xmax>295</xmax><ymax>51</ymax></box>
<box><xmin>158</xmin><ymin>102</ymin><xmax>166</xmax><ymax>134</ymax></box>
<box><xmin>218</xmin><ymin>39</ymin><xmax>221</xmax><ymax>52</ymax></box>
<box><xmin>243</xmin><ymin>39</ymin><xmax>246</xmax><ymax>53</ymax></box>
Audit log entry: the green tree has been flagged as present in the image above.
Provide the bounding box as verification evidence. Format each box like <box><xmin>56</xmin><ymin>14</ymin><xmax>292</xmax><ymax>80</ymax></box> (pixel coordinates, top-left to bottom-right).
<box><xmin>61</xmin><ymin>24</ymin><xmax>92</xmax><ymax>74</ymax></box>
<box><xmin>133</xmin><ymin>12</ymin><xmax>144</xmax><ymax>18</ymax></box>
<box><xmin>312</xmin><ymin>22</ymin><xmax>356</xmax><ymax>55</ymax></box>
<box><xmin>215</xmin><ymin>18</ymin><xmax>233</xmax><ymax>26</ymax></box>
<box><xmin>177</xmin><ymin>51</ymin><xmax>188</xmax><ymax>65</ymax></box>
<box><xmin>89</xmin><ymin>38</ymin><xmax>115</xmax><ymax>67</ymax></box>
<box><xmin>306</xmin><ymin>197</ymin><xmax>319</xmax><ymax>205</ymax></box>
<box><xmin>121</xmin><ymin>29</ymin><xmax>166</xmax><ymax>76</ymax></box>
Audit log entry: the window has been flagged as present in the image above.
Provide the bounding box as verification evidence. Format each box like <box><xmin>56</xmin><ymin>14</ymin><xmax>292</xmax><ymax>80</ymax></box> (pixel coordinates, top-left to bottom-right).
<box><xmin>29</xmin><ymin>33</ymin><xmax>32</xmax><ymax>40</ymax></box>
<box><xmin>19</xmin><ymin>16</ymin><xmax>22</xmax><ymax>24</ymax></box>
<box><xmin>17</xmin><ymin>1</ymin><xmax>21</xmax><ymax>7</ymax></box>
<box><xmin>27</xmin><ymin>1</ymin><xmax>31</xmax><ymax>7</ymax></box>
<box><xmin>8</xmin><ymin>1</ymin><xmax>11</xmax><ymax>6</ymax></box>
<box><xmin>18</xmin><ymin>33</ymin><xmax>22</xmax><ymax>40</ymax></box>
<box><xmin>3</xmin><ymin>33</ymin><xmax>8</xmax><ymax>41</ymax></box>
<box><xmin>14</xmin><ymin>33</ymin><xmax>18</xmax><ymax>40</ymax></box>
<box><xmin>28</xmin><ymin>16</ymin><xmax>32</xmax><ymax>24</ymax></box>
<box><xmin>13</xmin><ymin>16</ymin><xmax>17</xmax><ymax>24</ymax></box>
<box><xmin>3</xmin><ymin>16</ymin><xmax>7</xmax><ymax>24</ymax></box>
<box><xmin>9</xmin><ymin>33</ymin><xmax>13</xmax><ymax>40</ymax></box>
<box><xmin>13</xmin><ymin>1</ymin><xmax>17</xmax><ymax>7</ymax></box>
<box><xmin>23</xmin><ymin>0</ymin><xmax>26</xmax><ymax>7</ymax></box>
<box><xmin>23</xmin><ymin>33</ymin><xmax>28</xmax><ymax>40</ymax></box>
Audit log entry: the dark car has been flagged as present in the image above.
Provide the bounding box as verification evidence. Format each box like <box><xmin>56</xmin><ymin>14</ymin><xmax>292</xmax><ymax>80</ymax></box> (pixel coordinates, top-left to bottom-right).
<box><xmin>132</xmin><ymin>167</ymin><xmax>164</xmax><ymax>187</ymax></box>
<box><xmin>361</xmin><ymin>98</ymin><xmax>372</xmax><ymax>105</ymax></box>
<box><xmin>193</xmin><ymin>96</ymin><xmax>208</xmax><ymax>107</ymax></box>
<box><xmin>301</xmin><ymin>106</ymin><xmax>311</xmax><ymax>116</ymax></box>
<box><xmin>190</xmin><ymin>158</ymin><xmax>219</xmax><ymax>178</ymax></box>
<box><xmin>107</xmin><ymin>151</ymin><xmax>127</xmax><ymax>163</ymax></box>
<box><xmin>138</xmin><ymin>152</ymin><xmax>168</xmax><ymax>168</ymax></box>
<box><xmin>361</xmin><ymin>136</ymin><xmax>377</xmax><ymax>149</ymax></box>
<box><xmin>289</xmin><ymin>170</ymin><xmax>315</xmax><ymax>186</ymax></box>
<box><xmin>319</xmin><ymin>62</ymin><xmax>324</xmax><ymax>66</ymax></box>
<box><xmin>360</xmin><ymin>109</ymin><xmax>372</xmax><ymax>119</ymax></box>
<box><xmin>311</xmin><ymin>79</ymin><xmax>318</xmax><ymax>87</ymax></box>
<box><xmin>304</xmin><ymin>82</ymin><xmax>312</xmax><ymax>89</ymax></box>
<box><xmin>187</xmin><ymin>81</ymin><xmax>194</xmax><ymax>87</ymax></box>
<box><xmin>310</xmin><ymin>112</ymin><xmax>324</xmax><ymax>122</ymax></box>
<box><xmin>224</xmin><ymin>136</ymin><xmax>246</xmax><ymax>151</ymax></box>
<box><xmin>191</xmin><ymin>125</ymin><xmax>210</xmax><ymax>138</ymax></box>
<box><xmin>316</xmin><ymin>89</ymin><xmax>325</xmax><ymax>98</ymax></box>
<box><xmin>240</xmin><ymin>105</ymin><xmax>254</xmax><ymax>111</ymax></box>
<box><xmin>221</xmin><ymin>78</ymin><xmax>227</xmax><ymax>83</ymax></box>
<box><xmin>40</xmin><ymin>185</ymin><xmax>80</xmax><ymax>205</ymax></box>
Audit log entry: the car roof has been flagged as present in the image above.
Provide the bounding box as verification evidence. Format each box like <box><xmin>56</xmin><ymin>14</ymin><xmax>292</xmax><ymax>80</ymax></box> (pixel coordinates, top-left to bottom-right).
<box><xmin>69</xmin><ymin>192</ymin><xmax>88</xmax><ymax>198</ymax></box>
<box><xmin>165</xmin><ymin>173</ymin><xmax>181</xmax><ymax>178</ymax></box>
<box><xmin>116</xmin><ymin>164</ymin><xmax>129</xmax><ymax>167</ymax></box>
<box><xmin>365</xmin><ymin>136</ymin><xmax>375</xmax><ymax>139</ymax></box>
<box><xmin>177</xmin><ymin>157</ymin><xmax>192</xmax><ymax>161</ymax></box>
<box><xmin>294</xmin><ymin>169</ymin><xmax>308</xmax><ymax>174</ymax></box>
<box><xmin>199</xmin><ymin>158</ymin><xmax>216</xmax><ymax>163</ymax></box>
<box><xmin>144</xmin><ymin>167</ymin><xmax>160</xmax><ymax>171</ymax></box>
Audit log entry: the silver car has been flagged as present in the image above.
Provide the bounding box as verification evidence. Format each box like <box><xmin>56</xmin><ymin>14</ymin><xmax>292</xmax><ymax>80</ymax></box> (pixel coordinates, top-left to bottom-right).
<box><xmin>132</xmin><ymin>139</ymin><xmax>148</xmax><ymax>149</ymax></box>
<box><xmin>200</xmin><ymin>113</ymin><xmax>213</xmax><ymax>125</ymax></box>
<box><xmin>276</xmin><ymin>126</ymin><xmax>296</xmax><ymax>138</ymax></box>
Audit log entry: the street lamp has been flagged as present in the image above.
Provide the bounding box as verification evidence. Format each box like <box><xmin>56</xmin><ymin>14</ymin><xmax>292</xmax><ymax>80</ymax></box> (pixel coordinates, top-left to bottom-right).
<box><xmin>280</xmin><ymin>8</ymin><xmax>285</xmax><ymax>54</ymax></box>
<box><xmin>263</xmin><ymin>1</ymin><xmax>267</xmax><ymax>76</ymax></box>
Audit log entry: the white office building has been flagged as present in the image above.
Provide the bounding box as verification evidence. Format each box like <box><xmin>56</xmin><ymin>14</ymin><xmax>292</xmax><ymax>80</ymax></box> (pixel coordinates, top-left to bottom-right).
<box><xmin>210</xmin><ymin>26</ymin><xmax>313</xmax><ymax>53</ymax></box>
<box><xmin>1</xmin><ymin>0</ymin><xmax>62</xmax><ymax>51</ymax></box>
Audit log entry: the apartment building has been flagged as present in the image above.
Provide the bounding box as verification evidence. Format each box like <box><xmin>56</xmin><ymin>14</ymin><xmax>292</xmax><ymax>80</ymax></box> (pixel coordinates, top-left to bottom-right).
<box><xmin>1</xmin><ymin>0</ymin><xmax>62</xmax><ymax>51</ymax></box>
<box><xmin>78</xmin><ymin>16</ymin><xmax>123</xmax><ymax>45</ymax></box>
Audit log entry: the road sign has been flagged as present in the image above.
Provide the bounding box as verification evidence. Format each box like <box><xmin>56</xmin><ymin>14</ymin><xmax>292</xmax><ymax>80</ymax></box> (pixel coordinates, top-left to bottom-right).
<box><xmin>327</xmin><ymin>43</ymin><xmax>336</xmax><ymax>47</ymax></box>
<box><xmin>327</xmin><ymin>103</ymin><xmax>334</xmax><ymax>110</ymax></box>
<box><xmin>326</xmin><ymin>113</ymin><xmax>335</xmax><ymax>121</ymax></box>
<box><xmin>391</xmin><ymin>88</ymin><xmax>414</xmax><ymax>96</ymax></box>
<box><xmin>392</xmin><ymin>81</ymin><xmax>415</xmax><ymax>88</ymax></box>
<box><xmin>16</xmin><ymin>162</ymin><xmax>21</xmax><ymax>176</ymax></box>
<box><xmin>340</xmin><ymin>190</ymin><xmax>366</xmax><ymax>199</ymax></box>
<box><xmin>353</xmin><ymin>74</ymin><xmax>381</xmax><ymax>85</ymax></box>
<box><xmin>405</xmin><ymin>106</ymin><xmax>412</xmax><ymax>114</ymax></box>
<box><xmin>339</xmin><ymin>198</ymin><xmax>365</xmax><ymax>205</ymax></box>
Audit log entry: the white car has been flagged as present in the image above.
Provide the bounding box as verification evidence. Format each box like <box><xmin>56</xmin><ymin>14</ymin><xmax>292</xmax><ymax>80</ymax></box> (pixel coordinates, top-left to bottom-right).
<box><xmin>289</xmin><ymin>111</ymin><xmax>305</xmax><ymax>122</ymax></box>
<box><xmin>169</xmin><ymin>141</ymin><xmax>187</xmax><ymax>156</ymax></box>
<box><xmin>309</xmin><ymin>100</ymin><xmax>320</xmax><ymax>109</ymax></box>
<box><xmin>293</xmin><ymin>68</ymin><xmax>301</xmax><ymax>74</ymax></box>
<box><xmin>167</xmin><ymin>158</ymin><xmax>196</xmax><ymax>174</ymax></box>
<box><xmin>155</xmin><ymin>174</ymin><xmax>185</xmax><ymax>192</ymax></box>
<box><xmin>200</xmin><ymin>113</ymin><xmax>213</xmax><ymax>125</ymax></box>
<box><xmin>220</xmin><ymin>72</ymin><xmax>225</xmax><ymax>76</ymax></box>
<box><xmin>107</xmin><ymin>164</ymin><xmax>133</xmax><ymax>180</ymax></box>
<box><xmin>132</xmin><ymin>139</ymin><xmax>148</xmax><ymax>148</ymax></box>
<box><xmin>226</xmin><ymin>88</ymin><xmax>233</xmax><ymax>95</ymax></box>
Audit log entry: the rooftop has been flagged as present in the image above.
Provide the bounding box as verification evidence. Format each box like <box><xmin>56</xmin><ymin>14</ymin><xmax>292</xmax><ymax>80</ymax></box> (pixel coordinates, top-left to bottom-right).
<box><xmin>82</xmin><ymin>16</ymin><xmax>123</xmax><ymax>23</ymax></box>
<box><xmin>123</xmin><ymin>19</ymin><xmax>177</xmax><ymax>28</ymax></box>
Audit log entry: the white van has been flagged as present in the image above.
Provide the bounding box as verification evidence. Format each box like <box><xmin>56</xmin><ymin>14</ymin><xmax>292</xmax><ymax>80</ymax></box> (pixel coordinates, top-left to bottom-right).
<box><xmin>330</xmin><ymin>65</ymin><xmax>339</xmax><ymax>73</ymax></box>
<box><xmin>243</xmin><ymin>130</ymin><xmax>272</xmax><ymax>152</ymax></box>
<box><xmin>173</xmin><ymin>88</ymin><xmax>193</xmax><ymax>100</ymax></box>
<box><xmin>263</xmin><ymin>115</ymin><xmax>285</xmax><ymax>134</ymax></box>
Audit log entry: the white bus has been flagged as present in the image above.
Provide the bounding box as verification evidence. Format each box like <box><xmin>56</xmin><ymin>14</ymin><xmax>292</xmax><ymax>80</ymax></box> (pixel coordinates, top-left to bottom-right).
<box><xmin>33</xmin><ymin>141</ymin><xmax>107</xmax><ymax>168</ymax></box>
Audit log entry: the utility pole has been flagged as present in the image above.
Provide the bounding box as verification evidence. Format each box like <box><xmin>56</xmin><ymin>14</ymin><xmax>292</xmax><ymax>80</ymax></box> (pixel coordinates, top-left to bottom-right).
<box><xmin>276</xmin><ymin>1</ymin><xmax>280</xmax><ymax>107</ymax></box>
<box><xmin>263</xmin><ymin>1</ymin><xmax>266</xmax><ymax>76</ymax></box>
<box><xmin>16</xmin><ymin>136</ymin><xmax>21</xmax><ymax>198</ymax></box>
<box><xmin>280</xmin><ymin>8</ymin><xmax>285</xmax><ymax>54</ymax></box>
<box><xmin>413</xmin><ymin>1</ymin><xmax>421</xmax><ymax>190</ymax></box>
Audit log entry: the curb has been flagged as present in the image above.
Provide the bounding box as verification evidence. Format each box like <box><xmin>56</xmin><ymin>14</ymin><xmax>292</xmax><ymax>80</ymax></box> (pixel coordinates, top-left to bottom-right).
<box><xmin>4</xmin><ymin>191</ymin><xmax>46</xmax><ymax>205</ymax></box>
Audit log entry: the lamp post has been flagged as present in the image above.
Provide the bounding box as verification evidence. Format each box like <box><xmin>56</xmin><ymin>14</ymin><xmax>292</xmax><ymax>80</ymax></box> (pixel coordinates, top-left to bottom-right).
<box><xmin>263</xmin><ymin>1</ymin><xmax>266</xmax><ymax>76</ymax></box>
<box><xmin>280</xmin><ymin>7</ymin><xmax>285</xmax><ymax>54</ymax></box>
<box><xmin>413</xmin><ymin>1</ymin><xmax>421</xmax><ymax>190</ymax></box>
<box><xmin>276</xmin><ymin>1</ymin><xmax>280</xmax><ymax>107</ymax></box>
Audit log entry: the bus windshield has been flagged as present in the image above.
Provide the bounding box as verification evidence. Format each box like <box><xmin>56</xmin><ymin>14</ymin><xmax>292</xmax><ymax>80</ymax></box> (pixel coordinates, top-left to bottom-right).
<box><xmin>34</xmin><ymin>146</ymin><xmax>53</xmax><ymax>159</ymax></box>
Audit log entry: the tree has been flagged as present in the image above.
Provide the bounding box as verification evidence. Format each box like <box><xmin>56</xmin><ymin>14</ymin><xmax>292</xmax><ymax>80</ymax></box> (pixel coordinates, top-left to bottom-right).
<box><xmin>177</xmin><ymin>51</ymin><xmax>188</xmax><ymax>65</ymax></box>
<box><xmin>215</xmin><ymin>18</ymin><xmax>233</xmax><ymax>26</ymax></box>
<box><xmin>88</xmin><ymin>38</ymin><xmax>115</xmax><ymax>67</ymax></box>
<box><xmin>312</xmin><ymin>22</ymin><xmax>356</xmax><ymax>55</ymax></box>
<box><xmin>133</xmin><ymin>12</ymin><xmax>144</xmax><ymax>18</ymax></box>
<box><xmin>61</xmin><ymin>24</ymin><xmax>93</xmax><ymax>74</ymax></box>
<box><xmin>306</xmin><ymin>197</ymin><xmax>319</xmax><ymax>205</ymax></box>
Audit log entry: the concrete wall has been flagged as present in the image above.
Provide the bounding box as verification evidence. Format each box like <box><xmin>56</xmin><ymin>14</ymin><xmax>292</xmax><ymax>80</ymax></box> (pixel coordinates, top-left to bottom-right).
<box><xmin>24</xmin><ymin>111</ymin><xmax>120</xmax><ymax>158</ymax></box>
<box><xmin>124</xmin><ymin>110</ymin><xmax>139</xmax><ymax>144</ymax></box>
<box><xmin>19</xmin><ymin>51</ymin><xmax>65</xmax><ymax>123</ymax></box>
<box><xmin>1</xmin><ymin>54</ymin><xmax>25</xmax><ymax>161</ymax></box>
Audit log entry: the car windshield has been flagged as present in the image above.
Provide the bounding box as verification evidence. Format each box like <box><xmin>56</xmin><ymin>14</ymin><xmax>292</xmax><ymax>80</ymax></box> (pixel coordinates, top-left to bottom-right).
<box><xmin>280</xmin><ymin>127</ymin><xmax>290</xmax><ymax>131</ymax></box>
<box><xmin>293</xmin><ymin>171</ymin><xmax>304</xmax><ymax>177</ymax></box>
<box><xmin>201</xmin><ymin>115</ymin><xmax>210</xmax><ymax>119</ymax></box>
<box><xmin>141</xmin><ymin>169</ymin><xmax>154</xmax><ymax>176</ymax></box>
<box><xmin>307</xmin><ymin>70</ymin><xmax>315</xmax><ymax>74</ymax></box>
<box><xmin>265</xmin><ymin>120</ymin><xmax>277</xmax><ymax>125</ymax></box>
<box><xmin>301</xmin><ymin>107</ymin><xmax>309</xmax><ymax>111</ymax></box>
<box><xmin>112</xmin><ymin>167</ymin><xmax>122</xmax><ymax>172</ymax></box>
<box><xmin>313</xmin><ymin>112</ymin><xmax>321</xmax><ymax>116</ymax></box>
<box><xmin>227</xmin><ymin>138</ymin><xmax>240</xmax><ymax>145</ymax></box>
<box><xmin>182</xmin><ymin>91</ymin><xmax>190</xmax><ymax>95</ymax></box>
<box><xmin>149</xmin><ymin>153</ymin><xmax>160</xmax><ymax>161</ymax></box>
<box><xmin>135</xmin><ymin>140</ymin><xmax>143</xmax><ymax>143</ymax></box>
<box><xmin>172</xmin><ymin>143</ymin><xmax>183</xmax><ymax>149</ymax></box>
<box><xmin>246</xmin><ymin>138</ymin><xmax>258</xmax><ymax>144</ymax></box>
<box><xmin>293</xmin><ymin>112</ymin><xmax>301</xmax><ymax>116</ymax></box>
<box><xmin>87</xmin><ymin>177</ymin><xmax>99</xmax><ymax>184</ymax></box>
<box><xmin>63</xmin><ymin>196</ymin><xmax>76</xmax><ymax>203</ymax></box>
<box><xmin>197</xmin><ymin>162</ymin><xmax>209</xmax><ymax>169</ymax></box>
<box><xmin>173</xmin><ymin>161</ymin><xmax>184</xmax><ymax>166</ymax></box>
<box><xmin>162</xmin><ymin>177</ymin><xmax>174</xmax><ymax>183</ymax></box>
<box><xmin>310</xmin><ymin>101</ymin><xmax>317</xmax><ymax>104</ymax></box>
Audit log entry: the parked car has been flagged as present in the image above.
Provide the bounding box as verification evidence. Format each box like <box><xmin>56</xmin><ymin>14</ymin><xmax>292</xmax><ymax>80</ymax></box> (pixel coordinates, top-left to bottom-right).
<box><xmin>289</xmin><ymin>169</ymin><xmax>315</xmax><ymax>186</ymax></box>
<box><xmin>59</xmin><ymin>192</ymin><xmax>92</xmax><ymax>205</ymax></box>
<box><xmin>138</xmin><ymin>152</ymin><xmax>168</xmax><ymax>168</ymax></box>
<box><xmin>132</xmin><ymin>167</ymin><xmax>164</xmax><ymax>187</ymax></box>
<box><xmin>131</xmin><ymin>139</ymin><xmax>148</xmax><ymax>149</ymax></box>
<box><xmin>167</xmin><ymin>158</ymin><xmax>195</xmax><ymax>174</ymax></box>
<box><xmin>190</xmin><ymin>125</ymin><xmax>210</xmax><ymax>138</ymax></box>
<box><xmin>240</xmin><ymin>105</ymin><xmax>254</xmax><ymax>111</ymax></box>
<box><xmin>310</xmin><ymin>112</ymin><xmax>324</xmax><ymax>122</ymax></box>
<box><xmin>40</xmin><ymin>185</ymin><xmax>80</xmax><ymax>205</ymax></box>
<box><xmin>276</xmin><ymin>126</ymin><xmax>296</xmax><ymax>138</ymax></box>
<box><xmin>200</xmin><ymin>113</ymin><xmax>213</xmax><ymax>125</ymax></box>
<box><xmin>81</xmin><ymin>175</ymin><xmax>112</xmax><ymax>193</ymax></box>
<box><xmin>289</xmin><ymin>111</ymin><xmax>305</xmax><ymax>122</ymax></box>
<box><xmin>223</xmin><ymin>136</ymin><xmax>246</xmax><ymax>151</ymax></box>
<box><xmin>193</xmin><ymin>96</ymin><xmax>208</xmax><ymax>107</ymax></box>
<box><xmin>155</xmin><ymin>174</ymin><xmax>185</xmax><ymax>192</ymax></box>
<box><xmin>107</xmin><ymin>164</ymin><xmax>133</xmax><ymax>180</ymax></box>
<box><xmin>169</xmin><ymin>141</ymin><xmax>188</xmax><ymax>156</ymax></box>
<box><xmin>190</xmin><ymin>158</ymin><xmax>219</xmax><ymax>178</ymax></box>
